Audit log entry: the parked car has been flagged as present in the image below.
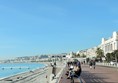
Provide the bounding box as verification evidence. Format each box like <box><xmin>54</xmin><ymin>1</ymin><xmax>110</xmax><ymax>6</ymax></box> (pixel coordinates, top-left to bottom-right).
<box><xmin>110</xmin><ymin>61</ymin><xmax>117</xmax><ymax>65</ymax></box>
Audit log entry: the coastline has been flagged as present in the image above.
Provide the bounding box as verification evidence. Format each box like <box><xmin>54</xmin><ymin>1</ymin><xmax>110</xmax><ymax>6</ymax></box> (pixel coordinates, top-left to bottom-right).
<box><xmin>0</xmin><ymin>63</ymin><xmax>45</xmax><ymax>80</ymax></box>
<box><xmin>0</xmin><ymin>61</ymin><xmax>65</xmax><ymax>83</ymax></box>
<box><xmin>0</xmin><ymin>67</ymin><xmax>47</xmax><ymax>83</ymax></box>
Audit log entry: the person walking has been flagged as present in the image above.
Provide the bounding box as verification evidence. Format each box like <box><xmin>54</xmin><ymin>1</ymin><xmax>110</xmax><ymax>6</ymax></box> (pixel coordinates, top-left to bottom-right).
<box><xmin>51</xmin><ymin>62</ymin><xmax>56</xmax><ymax>80</ymax></box>
<box><xmin>92</xmin><ymin>60</ymin><xmax>96</xmax><ymax>69</ymax></box>
<box><xmin>89</xmin><ymin>60</ymin><xmax>93</xmax><ymax>69</ymax></box>
<box><xmin>76</xmin><ymin>61</ymin><xmax>82</xmax><ymax>77</ymax></box>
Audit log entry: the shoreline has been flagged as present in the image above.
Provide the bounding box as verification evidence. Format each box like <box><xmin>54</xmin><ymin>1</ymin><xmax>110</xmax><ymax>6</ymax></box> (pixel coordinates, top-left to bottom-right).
<box><xmin>0</xmin><ymin>62</ymin><xmax>47</xmax><ymax>82</ymax></box>
<box><xmin>0</xmin><ymin>67</ymin><xmax>46</xmax><ymax>80</ymax></box>
<box><xmin>0</xmin><ymin>66</ymin><xmax>48</xmax><ymax>83</ymax></box>
<box><xmin>0</xmin><ymin>61</ymin><xmax>64</xmax><ymax>83</ymax></box>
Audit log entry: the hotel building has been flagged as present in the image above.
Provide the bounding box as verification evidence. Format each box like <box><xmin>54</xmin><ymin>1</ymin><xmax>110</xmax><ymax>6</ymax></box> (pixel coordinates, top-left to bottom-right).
<box><xmin>100</xmin><ymin>31</ymin><xmax>118</xmax><ymax>56</ymax></box>
<box><xmin>77</xmin><ymin>31</ymin><xmax>118</xmax><ymax>58</ymax></box>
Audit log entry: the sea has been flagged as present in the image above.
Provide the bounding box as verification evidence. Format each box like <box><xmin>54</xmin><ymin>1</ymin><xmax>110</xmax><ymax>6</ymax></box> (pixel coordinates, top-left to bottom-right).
<box><xmin>0</xmin><ymin>63</ymin><xmax>46</xmax><ymax>79</ymax></box>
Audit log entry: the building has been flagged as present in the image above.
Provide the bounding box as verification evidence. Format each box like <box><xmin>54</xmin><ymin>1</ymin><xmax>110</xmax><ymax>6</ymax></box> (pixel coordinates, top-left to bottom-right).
<box><xmin>77</xmin><ymin>47</ymin><xmax>97</xmax><ymax>58</ymax></box>
<box><xmin>77</xmin><ymin>31</ymin><xmax>118</xmax><ymax>58</ymax></box>
<box><xmin>76</xmin><ymin>49</ymin><xmax>87</xmax><ymax>57</ymax></box>
<box><xmin>86</xmin><ymin>47</ymin><xmax>97</xmax><ymax>58</ymax></box>
<box><xmin>100</xmin><ymin>31</ymin><xmax>118</xmax><ymax>55</ymax></box>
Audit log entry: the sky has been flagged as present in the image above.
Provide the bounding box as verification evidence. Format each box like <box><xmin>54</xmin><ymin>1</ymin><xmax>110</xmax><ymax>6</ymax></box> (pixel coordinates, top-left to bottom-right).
<box><xmin>0</xmin><ymin>0</ymin><xmax>118</xmax><ymax>60</ymax></box>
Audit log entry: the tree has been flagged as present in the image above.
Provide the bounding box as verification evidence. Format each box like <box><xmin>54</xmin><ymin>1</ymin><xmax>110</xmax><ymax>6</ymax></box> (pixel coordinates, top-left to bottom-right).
<box><xmin>105</xmin><ymin>50</ymin><xmax>118</xmax><ymax>62</ymax></box>
<box><xmin>76</xmin><ymin>53</ymin><xmax>80</xmax><ymax>57</ymax></box>
<box><xmin>96</xmin><ymin>48</ymin><xmax>104</xmax><ymax>61</ymax></box>
<box><xmin>113</xmin><ymin>50</ymin><xmax>118</xmax><ymax>62</ymax></box>
<box><xmin>106</xmin><ymin>53</ymin><xmax>112</xmax><ymax>62</ymax></box>
<box><xmin>81</xmin><ymin>54</ymin><xmax>86</xmax><ymax>58</ymax></box>
<box><xmin>72</xmin><ymin>53</ymin><xmax>81</xmax><ymax>58</ymax></box>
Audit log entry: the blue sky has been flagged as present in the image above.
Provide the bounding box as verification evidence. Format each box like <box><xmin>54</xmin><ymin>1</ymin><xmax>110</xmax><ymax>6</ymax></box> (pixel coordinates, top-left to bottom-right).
<box><xmin>0</xmin><ymin>0</ymin><xmax>118</xmax><ymax>59</ymax></box>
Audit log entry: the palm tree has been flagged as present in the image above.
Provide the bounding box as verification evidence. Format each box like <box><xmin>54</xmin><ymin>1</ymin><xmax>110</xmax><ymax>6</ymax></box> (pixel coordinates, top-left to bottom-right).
<box><xmin>113</xmin><ymin>50</ymin><xmax>118</xmax><ymax>62</ymax></box>
<box><xmin>96</xmin><ymin>48</ymin><xmax>104</xmax><ymax>61</ymax></box>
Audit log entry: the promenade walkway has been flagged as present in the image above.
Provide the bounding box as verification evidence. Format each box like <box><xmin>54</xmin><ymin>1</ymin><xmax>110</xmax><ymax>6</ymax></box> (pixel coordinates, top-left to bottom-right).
<box><xmin>81</xmin><ymin>64</ymin><xmax>118</xmax><ymax>83</ymax></box>
<box><xmin>59</xmin><ymin>65</ymin><xmax>85</xmax><ymax>83</ymax></box>
<box><xmin>59</xmin><ymin>64</ymin><xmax>118</xmax><ymax>83</ymax></box>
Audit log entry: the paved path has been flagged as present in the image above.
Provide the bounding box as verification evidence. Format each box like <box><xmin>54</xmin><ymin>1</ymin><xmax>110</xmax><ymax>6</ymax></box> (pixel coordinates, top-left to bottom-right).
<box><xmin>81</xmin><ymin>64</ymin><xmax>118</xmax><ymax>83</ymax></box>
<box><xmin>59</xmin><ymin>64</ymin><xmax>118</xmax><ymax>83</ymax></box>
<box><xmin>59</xmin><ymin>65</ymin><xmax>84</xmax><ymax>83</ymax></box>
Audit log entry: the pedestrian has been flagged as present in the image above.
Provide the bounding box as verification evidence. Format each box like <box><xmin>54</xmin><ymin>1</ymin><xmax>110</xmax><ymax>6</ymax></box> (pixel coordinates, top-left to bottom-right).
<box><xmin>52</xmin><ymin>62</ymin><xmax>56</xmax><ymax>79</ymax></box>
<box><xmin>54</xmin><ymin>62</ymin><xmax>56</xmax><ymax>66</ymax></box>
<box><xmin>66</xmin><ymin>61</ymin><xmax>82</xmax><ymax>79</ymax></box>
<box><xmin>89</xmin><ymin>60</ymin><xmax>93</xmax><ymax>69</ymax></box>
<box><xmin>83</xmin><ymin>61</ymin><xmax>85</xmax><ymax>64</ymax></box>
<box><xmin>92</xmin><ymin>60</ymin><xmax>96</xmax><ymax>69</ymax></box>
<box><xmin>76</xmin><ymin>61</ymin><xmax>82</xmax><ymax>76</ymax></box>
<box><xmin>77</xmin><ymin>61</ymin><xmax>81</xmax><ymax>67</ymax></box>
<box><xmin>67</xmin><ymin>61</ymin><xmax>70</xmax><ymax>67</ymax></box>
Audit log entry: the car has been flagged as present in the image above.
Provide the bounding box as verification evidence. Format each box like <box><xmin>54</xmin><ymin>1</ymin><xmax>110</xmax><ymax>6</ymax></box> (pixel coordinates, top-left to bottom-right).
<box><xmin>110</xmin><ymin>61</ymin><xmax>117</xmax><ymax>65</ymax></box>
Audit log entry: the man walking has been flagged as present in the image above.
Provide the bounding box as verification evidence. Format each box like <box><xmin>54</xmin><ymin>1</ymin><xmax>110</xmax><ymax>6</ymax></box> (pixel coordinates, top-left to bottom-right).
<box><xmin>52</xmin><ymin>62</ymin><xmax>56</xmax><ymax>80</ymax></box>
<box><xmin>92</xmin><ymin>60</ymin><xmax>96</xmax><ymax>69</ymax></box>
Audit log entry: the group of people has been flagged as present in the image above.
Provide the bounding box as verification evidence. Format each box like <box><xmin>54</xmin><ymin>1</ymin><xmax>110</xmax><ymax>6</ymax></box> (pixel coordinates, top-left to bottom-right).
<box><xmin>66</xmin><ymin>60</ymin><xmax>82</xmax><ymax>79</ymax></box>
<box><xmin>50</xmin><ymin>58</ymin><xmax>96</xmax><ymax>81</ymax></box>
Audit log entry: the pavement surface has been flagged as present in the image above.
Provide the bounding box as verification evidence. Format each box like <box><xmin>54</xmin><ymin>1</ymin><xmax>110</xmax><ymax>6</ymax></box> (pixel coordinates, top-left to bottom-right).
<box><xmin>81</xmin><ymin>64</ymin><xmax>118</xmax><ymax>83</ymax></box>
<box><xmin>59</xmin><ymin>64</ymin><xmax>118</xmax><ymax>83</ymax></box>
<box><xmin>59</xmin><ymin>65</ymin><xmax>84</xmax><ymax>83</ymax></box>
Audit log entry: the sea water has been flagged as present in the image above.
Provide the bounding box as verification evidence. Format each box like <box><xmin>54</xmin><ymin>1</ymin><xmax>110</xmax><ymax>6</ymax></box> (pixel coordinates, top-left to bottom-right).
<box><xmin>0</xmin><ymin>63</ymin><xmax>45</xmax><ymax>79</ymax></box>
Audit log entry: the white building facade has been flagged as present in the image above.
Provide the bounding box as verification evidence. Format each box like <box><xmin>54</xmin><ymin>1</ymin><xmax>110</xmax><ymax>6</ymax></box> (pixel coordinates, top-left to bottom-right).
<box><xmin>77</xmin><ymin>31</ymin><xmax>118</xmax><ymax>58</ymax></box>
<box><xmin>86</xmin><ymin>47</ymin><xmax>97</xmax><ymax>58</ymax></box>
<box><xmin>100</xmin><ymin>31</ymin><xmax>118</xmax><ymax>55</ymax></box>
<box><xmin>77</xmin><ymin>47</ymin><xmax>97</xmax><ymax>58</ymax></box>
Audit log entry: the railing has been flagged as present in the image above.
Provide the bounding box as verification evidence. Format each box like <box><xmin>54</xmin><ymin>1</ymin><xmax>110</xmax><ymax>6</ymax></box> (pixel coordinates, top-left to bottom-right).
<box><xmin>96</xmin><ymin>62</ymin><xmax>118</xmax><ymax>67</ymax></box>
<box><xmin>56</xmin><ymin>65</ymin><xmax>66</xmax><ymax>83</ymax></box>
